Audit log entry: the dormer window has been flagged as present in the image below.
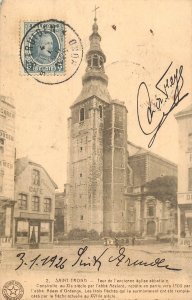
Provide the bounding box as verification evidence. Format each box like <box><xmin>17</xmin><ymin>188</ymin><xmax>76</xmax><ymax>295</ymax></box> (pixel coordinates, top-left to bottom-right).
<box><xmin>32</xmin><ymin>169</ymin><xmax>40</xmax><ymax>186</ymax></box>
<box><xmin>80</xmin><ymin>107</ymin><xmax>85</xmax><ymax>122</ymax></box>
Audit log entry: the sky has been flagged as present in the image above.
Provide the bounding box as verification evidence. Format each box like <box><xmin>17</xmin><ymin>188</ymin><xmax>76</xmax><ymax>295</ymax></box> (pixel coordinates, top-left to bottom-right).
<box><xmin>0</xmin><ymin>0</ymin><xmax>191</xmax><ymax>191</ymax></box>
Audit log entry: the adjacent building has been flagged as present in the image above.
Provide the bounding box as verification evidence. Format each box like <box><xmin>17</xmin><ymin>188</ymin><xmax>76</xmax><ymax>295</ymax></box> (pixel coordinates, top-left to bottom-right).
<box><xmin>127</xmin><ymin>141</ymin><xmax>177</xmax><ymax>237</ymax></box>
<box><xmin>0</xmin><ymin>95</ymin><xmax>15</xmax><ymax>247</ymax></box>
<box><xmin>14</xmin><ymin>157</ymin><xmax>57</xmax><ymax>247</ymax></box>
<box><xmin>175</xmin><ymin>105</ymin><xmax>192</xmax><ymax>239</ymax></box>
<box><xmin>55</xmin><ymin>185</ymin><xmax>67</xmax><ymax>236</ymax></box>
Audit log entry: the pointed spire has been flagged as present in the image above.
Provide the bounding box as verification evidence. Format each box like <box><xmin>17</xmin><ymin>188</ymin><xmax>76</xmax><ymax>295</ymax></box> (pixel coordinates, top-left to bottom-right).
<box><xmin>82</xmin><ymin>15</ymin><xmax>107</xmax><ymax>85</ymax></box>
<box><xmin>72</xmin><ymin>11</ymin><xmax>111</xmax><ymax>106</ymax></box>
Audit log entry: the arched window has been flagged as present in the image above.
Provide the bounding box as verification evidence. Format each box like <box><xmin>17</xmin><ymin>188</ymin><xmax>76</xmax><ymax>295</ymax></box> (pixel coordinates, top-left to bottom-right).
<box><xmin>80</xmin><ymin>107</ymin><xmax>85</xmax><ymax>122</ymax></box>
<box><xmin>99</xmin><ymin>105</ymin><xmax>102</xmax><ymax>118</ymax></box>
<box><xmin>99</xmin><ymin>56</ymin><xmax>104</xmax><ymax>68</ymax></box>
<box><xmin>87</xmin><ymin>56</ymin><xmax>91</xmax><ymax>67</ymax></box>
<box><xmin>93</xmin><ymin>55</ymin><xmax>99</xmax><ymax>67</ymax></box>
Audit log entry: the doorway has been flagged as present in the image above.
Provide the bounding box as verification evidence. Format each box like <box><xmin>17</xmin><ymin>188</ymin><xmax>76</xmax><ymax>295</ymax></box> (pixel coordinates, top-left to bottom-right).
<box><xmin>147</xmin><ymin>221</ymin><xmax>156</xmax><ymax>236</ymax></box>
<box><xmin>29</xmin><ymin>223</ymin><xmax>39</xmax><ymax>248</ymax></box>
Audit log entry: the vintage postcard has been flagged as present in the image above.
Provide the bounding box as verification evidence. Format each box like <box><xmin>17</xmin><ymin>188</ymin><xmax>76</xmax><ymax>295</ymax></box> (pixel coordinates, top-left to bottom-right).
<box><xmin>0</xmin><ymin>0</ymin><xmax>192</xmax><ymax>299</ymax></box>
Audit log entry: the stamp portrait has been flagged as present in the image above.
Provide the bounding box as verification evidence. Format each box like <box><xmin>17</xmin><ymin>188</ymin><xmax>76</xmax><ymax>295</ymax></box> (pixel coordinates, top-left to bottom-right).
<box><xmin>22</xmin><ymin>20</ymin><xmax>65</xmax><ymax>75</ymax></box>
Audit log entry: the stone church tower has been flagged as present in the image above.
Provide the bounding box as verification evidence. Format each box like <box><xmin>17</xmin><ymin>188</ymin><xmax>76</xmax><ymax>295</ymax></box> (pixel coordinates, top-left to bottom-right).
<box><xmin>66</xmin><ymin>17</ymin><xmax>129</xmax><ymax>234</ymax></box>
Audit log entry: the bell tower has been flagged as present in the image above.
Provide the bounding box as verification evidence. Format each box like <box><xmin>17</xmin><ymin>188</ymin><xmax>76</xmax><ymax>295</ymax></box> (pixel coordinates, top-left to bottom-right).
<box><xmin>66</xmin><ymin>12</ymin><xmax>129</xmax><ymax>234</ymax></box>
<box><xmin>66</xmin><ymin>15</ymin><xmax>111</xmax><ymax>233</ymax></box>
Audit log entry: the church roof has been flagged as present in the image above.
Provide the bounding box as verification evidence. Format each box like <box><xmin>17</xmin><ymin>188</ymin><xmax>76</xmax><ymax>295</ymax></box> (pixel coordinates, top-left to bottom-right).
<box><xmin>72</xmin><ymin>78</ymin><xmax>111</xmax><ymax>106</ymax></box>
<box><xmin>128</xmin><ymin>141</ymin><xmax>177</xmax><ymax>167</ymax></box>
<box><xmin>175</xmin><ymin>104</ymin><xmax>192</xmax><ymax>119</ymax></box>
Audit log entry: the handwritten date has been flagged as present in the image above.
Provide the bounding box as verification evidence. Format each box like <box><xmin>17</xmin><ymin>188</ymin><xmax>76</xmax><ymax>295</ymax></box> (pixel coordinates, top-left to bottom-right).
<box><xmin>15</xmin><ymin>246</ymin><xmax>182</xmax><ymax>272</ymax></box>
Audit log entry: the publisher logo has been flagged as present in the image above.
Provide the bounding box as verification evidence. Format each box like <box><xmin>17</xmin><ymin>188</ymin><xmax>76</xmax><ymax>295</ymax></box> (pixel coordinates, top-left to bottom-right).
<box><xmin>2</xmin><ymin>280</ymin><xmax>24</xmax><ymax>300</ymax></box>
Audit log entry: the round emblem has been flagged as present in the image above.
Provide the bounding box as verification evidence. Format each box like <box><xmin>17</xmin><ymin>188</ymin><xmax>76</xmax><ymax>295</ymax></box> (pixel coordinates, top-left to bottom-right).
<box><xmin>2</xmin><ymin>281</ymin><xmax>24</xmax><ymax>300</ymax></box>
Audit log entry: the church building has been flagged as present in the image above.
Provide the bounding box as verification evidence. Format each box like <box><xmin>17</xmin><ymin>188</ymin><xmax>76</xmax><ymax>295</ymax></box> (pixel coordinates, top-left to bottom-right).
<box><xmin>65</xmin><ymin>17</ymin><xmax>177</xmax><ymax>236</ymax></box>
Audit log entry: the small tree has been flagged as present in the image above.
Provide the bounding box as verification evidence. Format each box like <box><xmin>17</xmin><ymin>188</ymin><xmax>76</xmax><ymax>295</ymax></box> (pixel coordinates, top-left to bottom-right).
<box><xmin>144</xmin><ymin>176</ymin><xmax>177</xmax><ymax>207</ymax></box>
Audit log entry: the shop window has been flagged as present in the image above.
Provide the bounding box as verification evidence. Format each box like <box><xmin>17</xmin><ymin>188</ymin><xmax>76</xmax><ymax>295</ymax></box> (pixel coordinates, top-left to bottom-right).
<box><xmin>18</xmin><ymin>193</ymin><xmax>28</xmax><ymax>210</ymax></box>
<box><xmin>80</xmin><ymin>107</ymin><xmax>85</xmax><ymax>122</ymax></box>
<box><xmin>32</xmin><ymin>196</ymin><xmax>40</xmax><ymax>211</ymax></box>
<box><xmin>99</xmin><ymin>105</ymin><xmax>103</xmax><ymax>118</ymax></box>
<box><xmin>16</xmin><ymin>220</ymin><xmax>28</xmax><ymax>243</ymax></box>
<box><xmin>44</xmin><ymin>198</ymin><xmax>51</xmax><ymax>212</ymax></box>
<box><xmin>40</xmin><ymin>222</ymin><xmax>50</xmax><ymax>242</ymax></box>
<box><xmin>188</xmin><ymin>168</ymin><xmax>192</xmax><ymax>191</ymax></box>
<box><xmin>32</xmin><ymin>169</ymin><xmax>40</xmax><ymax>185</ymax></box>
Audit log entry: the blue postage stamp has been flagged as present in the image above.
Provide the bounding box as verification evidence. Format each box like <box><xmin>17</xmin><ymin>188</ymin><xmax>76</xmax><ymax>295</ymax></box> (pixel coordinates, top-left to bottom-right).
<box><xmin>22</xmin><ymin>20</ymin><xmax>65</xmax><ymax>75</ymax></box>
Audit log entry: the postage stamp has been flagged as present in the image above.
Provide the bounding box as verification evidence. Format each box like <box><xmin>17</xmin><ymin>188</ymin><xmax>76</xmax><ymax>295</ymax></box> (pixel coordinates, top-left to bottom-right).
<box><xmin>22</xmin><ymin>20</ymin><xmax>65</xmax><ymax>75</ymax></box>
<box><xmin>20</xmin><ymin>19</ymin><xmax>83</xmax><ymax>84</ymax></box>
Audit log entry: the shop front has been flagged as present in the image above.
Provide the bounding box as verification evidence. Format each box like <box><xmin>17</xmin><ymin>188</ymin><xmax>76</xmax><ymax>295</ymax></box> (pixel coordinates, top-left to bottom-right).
<box><xmin>15</xmin><ymin>217</ymin><xmax>53</xmax><ymax>248</ymax></box>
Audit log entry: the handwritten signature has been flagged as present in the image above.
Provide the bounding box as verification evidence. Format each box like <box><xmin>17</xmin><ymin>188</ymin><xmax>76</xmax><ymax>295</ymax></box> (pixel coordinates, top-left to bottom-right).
<box><xmin>137</xmin><ymin>62</ymin><xmax>189</xmax><ymax>147</ymax></box>
<box><xmin>15</xmin><ymin>246</ymin><xmax>182</xmax><ymax>272</ymax></box>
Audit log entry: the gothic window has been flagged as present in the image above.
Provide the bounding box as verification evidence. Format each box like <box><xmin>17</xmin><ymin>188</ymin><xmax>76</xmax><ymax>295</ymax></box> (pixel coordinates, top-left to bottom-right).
<box><xmin>93</xmin><ymin>55</ymin><xmax>99</xmax><ymax>67</ymax></box>
<box><xmin>188</xmin><ymin>133</ymin><xmax>192</xmax><ymax>151</ymax></box>
<box><xmin>188</xmin><ymin>168</ymin><xmax>192</xmax><ymax>191</ymax></box>
<box><xmin>99</xmin><ymin>105</ymin><xmax>103</xmax><ymax>118</ymax></box>
<box><xmin>18</xmin><ymin>193</ymin><xmax>28</xmax><ymax>210</ymax></box>
<box><xmin>80</xmin><ymin>107</ymin><xmax>85</xmax><ymax>122</ymax></box>
<box><xmin>32</xmin><ymin>196</ymin><xmax>40</xmax><ymax>211</ymax></box>
<box><xmin>32</xmin><ymin>169</ymin><xmax>40</xmax><ymax>185</ymax></box>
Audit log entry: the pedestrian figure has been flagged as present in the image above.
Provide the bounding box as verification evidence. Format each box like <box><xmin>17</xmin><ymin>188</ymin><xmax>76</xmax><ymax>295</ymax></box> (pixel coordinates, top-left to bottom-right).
<box><xmin>132</xmin><ymin>236</ymin><xmax>135</xmax><ymax>246</ymax></box>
